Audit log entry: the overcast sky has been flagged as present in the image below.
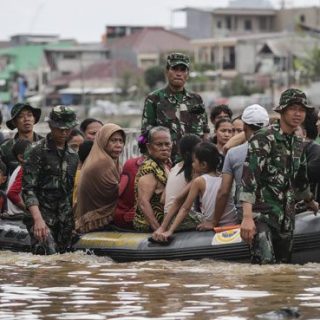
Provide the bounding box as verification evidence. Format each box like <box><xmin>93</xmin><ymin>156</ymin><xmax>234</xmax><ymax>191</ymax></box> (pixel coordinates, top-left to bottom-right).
<box><xmin>0</xmin><ymin>0</ymin><xmax>319</xmax><ymax>42</ymax></box>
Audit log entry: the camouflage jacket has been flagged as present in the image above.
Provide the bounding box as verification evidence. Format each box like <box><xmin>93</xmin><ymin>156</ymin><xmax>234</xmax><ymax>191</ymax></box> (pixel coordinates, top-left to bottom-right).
<box><xmin>22</xmin><ymin>133</ymin><xmax>78</xmax><ymax>225</ymax></box>
<box><xmin>0</xmin><ymin>132</ymin><xmax>43</xmax><ymax>176</ymax></box>
<box><xmin>240</xmin><ymin>120</ymin><xmax>311</xmax><ymax>231</ymax></box>
<box><xmin>141</xmin><ymin>86</ymin><xmax>210</xmax><ymax>159</ymax></box>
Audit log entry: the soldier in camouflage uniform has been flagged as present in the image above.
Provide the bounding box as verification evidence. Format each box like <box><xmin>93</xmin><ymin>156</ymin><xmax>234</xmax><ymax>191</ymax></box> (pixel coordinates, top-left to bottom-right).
<box><xmin>22</xmin><ymin>106</ymin><xmax>79</xmax><ymax>255</ymax></box>
<box><xmin>0</xmin><ymin>103</ymin><xmax>43</xmax><ymax>178</ymax></box>
<box><xmin>240</xmin><ymin>88</ymin><xmax>319</xmax><ymax>264</ymax></box>
<box><xmin>141</xmin><ymin>53</ymin><xmax>210</xmax><ymax>162</ymax></box>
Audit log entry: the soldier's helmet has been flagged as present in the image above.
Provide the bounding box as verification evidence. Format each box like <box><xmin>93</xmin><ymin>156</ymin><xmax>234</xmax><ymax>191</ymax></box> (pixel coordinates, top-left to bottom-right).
<box><xmin>274</xmin><ymin>88</ymin><xmax>314</xmax><ymax>112</ymax></box>
<box><xmin>47</xmin><ymin>105</ymin><xmax>79</xmax><ymax>129</ymax></box>
<box><xmin>167</xmin><ymin>52</ymin><xmax>190</xmax><ymax>69</ymax></box>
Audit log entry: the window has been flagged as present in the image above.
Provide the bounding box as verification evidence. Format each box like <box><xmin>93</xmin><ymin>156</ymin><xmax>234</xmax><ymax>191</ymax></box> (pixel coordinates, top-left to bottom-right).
<box><xmin>300</xmin><ymin>15</ymin><xmax>305</xmax><ymax>23</ymax></box>
<box><xmin>226</xmin><ymin>17</ymin><xmax>232</xmax><ymax>30</ymax></box>
<box><xmin>217</xmin><ymin>20</ymin><xmax>222</xmax><ymax>29</ymax></box>
<box><xmin>223</xmin><ymin>47</ymin><xmax>235</xmax><ymax>69</ymax></box>
<box><xmin>244</xmin><ymin>19</ymin><xmax>252</xmax><ymax>31</ymax></box>
<box><xmin>62</xmin><ymin>53</ymin><xmax>77</xmax><ymax>60</ymax></box>
<box><xmin>210</xmin><ymin>47</ymin><xmax>215</xmax><ymax>64</ymax></box>
<box><xmin>259</xmin><ymin>17</ymin><xmax>267</xmax><ymax>30</ymax></box>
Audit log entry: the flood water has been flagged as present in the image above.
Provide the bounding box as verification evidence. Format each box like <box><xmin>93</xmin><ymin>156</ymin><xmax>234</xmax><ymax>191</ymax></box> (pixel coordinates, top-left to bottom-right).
<box><xmin>0</xmin><ymin>251</ymin><xmax>319</xmax><ymax>319</ymax></box>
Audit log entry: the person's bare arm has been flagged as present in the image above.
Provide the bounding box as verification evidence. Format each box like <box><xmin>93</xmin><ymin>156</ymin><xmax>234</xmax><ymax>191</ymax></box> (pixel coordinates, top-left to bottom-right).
<box><xmin>213</xmin><ymin>173</ymin><xmax>234</xmax><ymax>227</ymax></box>
<box><xmin>197</xmin><ymin>173</ymin><xmax>234</xmax><ymax>231</ymax></box>
<box><xmin>157</xmin><ymin>178</ymin><xmax>205</xmax><ymax>241</ymax></box>
<box><xmin>28</xmin><ymin>205</ymin><xmax>49</xmax><ymax>241</ymax></box>
<box><xmin>240</xmin><ymin>202</ymin><xmax>256</xmax><ymax>245</ymax></box>
<box><xmin>153</xmin><ymin>182</ymin><xmax>191</xmax><ymax>239</ymax></box>
<box><xmin>137</xmin><ymin>174</ymin><xmax>161</xmax><ymax>231</ymax></box>
<box><xmin>223</xmin><ymin>132</ymin><xmax>246</xmax><ymax>154</ymax></box>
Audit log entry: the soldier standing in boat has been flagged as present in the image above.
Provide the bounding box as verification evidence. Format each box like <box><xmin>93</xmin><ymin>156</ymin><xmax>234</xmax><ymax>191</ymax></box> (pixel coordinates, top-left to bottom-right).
<box><xmin>141</xmin><ymin>52</ymin><xmax>210</xmax><ymax>163</ymax></box>
<box><xmin>22</xmin><ymin>106</ymin><xmax>79</xmax><ymax>255</ymax></box>
<box><xmin>240</xmin><ymin>88</ymin><xmax>319</xmax><ymax>264</ymax></box>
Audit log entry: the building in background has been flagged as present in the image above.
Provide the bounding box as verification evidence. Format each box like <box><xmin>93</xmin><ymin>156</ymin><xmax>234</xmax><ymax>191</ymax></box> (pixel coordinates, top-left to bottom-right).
<box><xmin>172</xmin><ymin>2</ymin><xmax>320</xmax><ymax>40</ymax></box>
<box><xmin>109</xmin><ymin>27</ymin><xmax>192</xmax><ymax>70</ymax></box>
<box><xmin>49</xmin><ymin>59</ymin><xmax>142</xmax><ymax>106</ymax></box>
<box><xmin>0</xmin><ymin>38</ymin><xmax>75</xmax><ymax>105</ymax></box>
<box><xmin>10</xmin><ymin>34</ymin><xmax>60</xmax><ymax>46</ymax></box>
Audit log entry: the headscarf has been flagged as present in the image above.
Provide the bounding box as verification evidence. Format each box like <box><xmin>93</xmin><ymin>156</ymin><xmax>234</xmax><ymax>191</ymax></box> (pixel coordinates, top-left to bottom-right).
<box><xmin>74</xmin><ymin>123</ymin><xmax>125</xmax><ymax>233</ymax></box>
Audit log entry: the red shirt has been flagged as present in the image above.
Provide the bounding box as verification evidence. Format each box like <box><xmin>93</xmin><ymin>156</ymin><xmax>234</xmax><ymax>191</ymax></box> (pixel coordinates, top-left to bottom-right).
<box><xmin>113</xmin><ymin>156</ymin><xmax>144</xmax><ymax>228</ymax></box>
<box><xmin>7</xmin><ymin>167</ymin><xmax>23</xmax><ymax>205</ymax></box>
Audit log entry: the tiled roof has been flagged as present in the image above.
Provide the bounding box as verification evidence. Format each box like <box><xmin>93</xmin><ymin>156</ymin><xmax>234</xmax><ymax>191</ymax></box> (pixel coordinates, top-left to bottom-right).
<box><xmin>110</xmin><ymin>27</ymin><xmax>191</xmax><ymax>53</ymax></box>
<box><xmin>50</xmin><ymin>59</ymin><xmax>142</xmax><ymax>85</ymax></box>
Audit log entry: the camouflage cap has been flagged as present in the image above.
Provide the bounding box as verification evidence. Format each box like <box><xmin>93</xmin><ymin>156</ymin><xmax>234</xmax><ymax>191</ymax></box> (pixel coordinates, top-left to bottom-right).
<box><xmin>274</xmin><ymin>88</ymin><xmax>313</xmax><ymax>112</ymax></box>
<box><xmin>167</xmin><ymin>52</ymin><xmax>190</xmax><ymax>69</ymax></box>
<box><xmin>6</xmin><ymin>102</ymin><xmax>41</xmax><ymax>130</ymax></box>
<box><xmin>47</xmin><ymin>105</ymin><xmax>79</xmax><ymax>129</ymax></box>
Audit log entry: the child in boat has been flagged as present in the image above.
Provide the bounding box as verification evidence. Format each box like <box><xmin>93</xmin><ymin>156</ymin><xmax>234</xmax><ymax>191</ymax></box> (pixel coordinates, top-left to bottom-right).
<box><xmin>164</xmin><ymin>134</ymin><xmax>201</xmax><ymax>214</ymax></box>
<box><xmin>153</xmin><ymin>142</ymin><xmax>237</xmax><ymax>242</ymax></box>
<box><xmin>6</xmin><ymin>139</ymin><xmax>31</xmax><ymax>218</ymax></box>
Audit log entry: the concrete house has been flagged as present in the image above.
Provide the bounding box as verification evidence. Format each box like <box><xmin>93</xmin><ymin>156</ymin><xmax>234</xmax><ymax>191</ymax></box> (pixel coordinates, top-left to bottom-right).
<box><xmin>109</xmin><ymin>27</ymin><xmax>192</xmax><ymax>70</ymax></box>
<box><xmin>44</xmin><ymin>44</ymin><xmax>110</xmax><ymax>81</ymax></box>
<box><xmin>172</xmin><ymin>0</ymin><xmax>320</xmax><ymax>40</ymax></box>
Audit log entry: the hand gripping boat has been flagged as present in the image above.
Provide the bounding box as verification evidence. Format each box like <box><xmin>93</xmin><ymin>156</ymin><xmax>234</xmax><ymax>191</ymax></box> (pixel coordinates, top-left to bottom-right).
<box><xmin>1</xmin><ymin>211</ymin><xmax>320</xmax><ymax>263</ymax></box>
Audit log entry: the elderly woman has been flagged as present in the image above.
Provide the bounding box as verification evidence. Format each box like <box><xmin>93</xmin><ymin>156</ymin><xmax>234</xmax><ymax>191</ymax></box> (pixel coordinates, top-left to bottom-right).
<box><xmin>75</xmin><ymin>123</ymin><xmax>125</xmax><ymax>233</ymax></box>
<box><xmin>133</xmin><ymin>126</ymin><xmax>172</xmax><ymax>232</ymax></box>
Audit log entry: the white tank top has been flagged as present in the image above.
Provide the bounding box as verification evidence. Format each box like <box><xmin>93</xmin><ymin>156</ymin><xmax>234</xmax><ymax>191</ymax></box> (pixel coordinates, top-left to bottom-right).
<box><xmin>200</xmin><ymin>174</ymin><xmax>238</xmax><ymax>226</ymax></box>
<box><xmin>164</xmin><ymin>162</ymin><xmax>188</xmax><ymax>213</ymax></box>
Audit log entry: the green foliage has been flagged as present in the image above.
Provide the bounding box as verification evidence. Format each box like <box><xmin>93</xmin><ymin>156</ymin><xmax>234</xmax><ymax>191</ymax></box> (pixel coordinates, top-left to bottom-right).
<box><xmin>118</xmin><ymin>71</ymin><xmax>132</xmax><ymax>97</ymax></box>
<box><xmin>220</xmin><ymin>75</ymin><xmax>263</xmax><ymax>97</ymax></box>
<box><xmin>192</xmin><ymin>63</ymin><xmax>216</xmax><ymax>72</ymax></box>
<box><xmin>295</xmin><ymin>46</ymin><xmax>320</xmax><ymax>82</ymax></box>
<box><xmin>144</xmin><ymin>66</ymin><xmax>165</xmax><ymax>90</ymax></box>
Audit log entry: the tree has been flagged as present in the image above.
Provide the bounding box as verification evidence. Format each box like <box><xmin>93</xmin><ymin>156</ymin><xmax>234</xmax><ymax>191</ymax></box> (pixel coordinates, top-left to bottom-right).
<box><xmin>220</xmin><ymin>75</ymin><xmax>262</xmax><ymax>97</ymax></box>
<box><xmin>144</xmin><ymin>66</ymin><xmax>165</xmax><ymax>90</ymax></box>
<box><xmin>118</xmin><ymin>71</ymin><xmax>133</xmax><ymax>97</ymax></box>
<box><xmin>295</xmin><ymin>46</ymin><xmax>320</xmax><ymax>83</ymax></box>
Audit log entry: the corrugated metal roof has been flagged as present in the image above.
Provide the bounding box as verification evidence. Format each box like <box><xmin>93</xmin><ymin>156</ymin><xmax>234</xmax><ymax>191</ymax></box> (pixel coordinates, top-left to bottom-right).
<box><xmin>229</xmin><ymin>0</ymin><xmax>273</xmax><ymax>9</ymax></box>
<box><xmin>259</xmin><ymin>36</ymin><xmax>320</xmax><ymax>58</ymax></box>
<box><xmin>45</xmin><ymin>43</ymin><xmax>109</xmax><ymax>53</ymax></box>
<box><xmin>213</xmin><ymin>8</ymin><xmax>276</xmax><ymax>15</ymax></box>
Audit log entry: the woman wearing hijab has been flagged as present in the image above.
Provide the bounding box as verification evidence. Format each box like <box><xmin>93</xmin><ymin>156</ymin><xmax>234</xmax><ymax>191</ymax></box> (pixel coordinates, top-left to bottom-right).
<box><xmin>74</xmin><ymin>123</ymin><xmax>125</xmax><ymax>233</ymax></box>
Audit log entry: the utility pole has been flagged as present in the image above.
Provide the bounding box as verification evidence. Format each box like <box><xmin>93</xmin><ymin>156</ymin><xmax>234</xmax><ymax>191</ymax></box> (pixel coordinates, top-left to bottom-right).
<box><xmin>279</xmin><ymin>0</ymin><xmax>293</xmax><ymax>9</ymax></box>
<box><xmin>79</xmin><ymin>52</ymin><xmax>88</xmax><ymax>117</ymax></box>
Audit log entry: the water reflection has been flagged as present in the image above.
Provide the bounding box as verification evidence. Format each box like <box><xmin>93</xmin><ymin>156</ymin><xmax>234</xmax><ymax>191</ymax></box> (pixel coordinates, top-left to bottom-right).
<box><xmin>0</xmin><ymin>251</ymin><xmax>319</xmax><ymax>319</ymax></box>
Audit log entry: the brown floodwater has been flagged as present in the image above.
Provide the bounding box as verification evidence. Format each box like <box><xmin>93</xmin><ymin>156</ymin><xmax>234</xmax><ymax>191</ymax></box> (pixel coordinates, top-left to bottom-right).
<box><xmin>0</xmin><ymin>251</ymin><xmax>319</xmax><ymax>319</ymax></box>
